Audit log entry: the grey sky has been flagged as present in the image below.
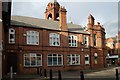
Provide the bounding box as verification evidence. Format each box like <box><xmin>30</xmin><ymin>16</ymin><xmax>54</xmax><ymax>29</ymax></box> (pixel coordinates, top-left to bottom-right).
<box><xmin>11</xmin><ymin>0</ymin><xmax>119</xmax><ymax>38</ymax></box>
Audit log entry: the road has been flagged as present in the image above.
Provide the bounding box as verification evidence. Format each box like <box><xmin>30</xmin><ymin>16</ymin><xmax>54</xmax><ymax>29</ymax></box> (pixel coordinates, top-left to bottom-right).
<box><xmin>2</xmin><ymin>66</ymin><xmax>120</xmax><ymax>80</ymax></box>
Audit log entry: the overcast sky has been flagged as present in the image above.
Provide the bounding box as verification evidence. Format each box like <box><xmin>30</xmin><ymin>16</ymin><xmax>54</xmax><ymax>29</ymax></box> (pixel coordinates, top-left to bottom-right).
<box><xmin>11</xmin><ymin>0</ymin><xmax>119</xmax><ymax>38</ymax></box>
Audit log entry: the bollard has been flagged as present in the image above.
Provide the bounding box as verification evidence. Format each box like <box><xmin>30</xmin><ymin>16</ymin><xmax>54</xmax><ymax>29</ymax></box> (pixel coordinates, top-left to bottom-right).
<box><xmin>58</xmin><ymin>70</ymin><xmax>62</xmax><ymax>80</ymax></box>
<box><xmin>116</xmin><ymin>69</ymin><xmax>119</xmax><ymax>80</ymax></box>
<box><xmin>40</xmin><ymin>68</ymin><xmax>42</xmax><ymax>77</ymax></box>
<box><xmin>44</xmin><ymin>69</ymin><xmax>47</xmax><ymax>78</ymax></box>
<box><xmin>50</xmin><ymin>69</ymin><xmax>52</xmax><ymax>80</ymax></box>
<box><xmin>10</xmin><ymin>66</ymin><xmax>13</xmax><ymax>79</ymax></box>
<box><xmin>80</xmin><ymin>71</ymin><xmax>84</xmax><ymax>80</ymax></box>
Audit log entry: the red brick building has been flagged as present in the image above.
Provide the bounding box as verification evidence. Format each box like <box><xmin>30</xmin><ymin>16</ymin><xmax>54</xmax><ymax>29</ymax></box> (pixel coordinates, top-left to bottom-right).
<box><xmin>2</xmin><ymin>0</ymin><xmax>107</xmax><ymax>75</ymax></box>
<box><xmin>106</xmin><ymin>31</ymin><xmax>120</xmax><ymax>65</ymax></box>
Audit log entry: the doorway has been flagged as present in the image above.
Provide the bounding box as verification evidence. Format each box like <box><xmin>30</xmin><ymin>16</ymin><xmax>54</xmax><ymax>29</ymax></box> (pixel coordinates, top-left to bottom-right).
<box><xmin>6</xmin><ymin>53</ymin><xmax>17</xmax><ymax>74</ymax></box>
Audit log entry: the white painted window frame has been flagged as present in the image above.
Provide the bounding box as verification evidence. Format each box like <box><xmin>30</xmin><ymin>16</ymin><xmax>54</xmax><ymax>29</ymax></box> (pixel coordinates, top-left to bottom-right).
<box><xmin>26</xmin><ymin>31</ymin><xmax>39</xmax><ymax>45</ymax></box>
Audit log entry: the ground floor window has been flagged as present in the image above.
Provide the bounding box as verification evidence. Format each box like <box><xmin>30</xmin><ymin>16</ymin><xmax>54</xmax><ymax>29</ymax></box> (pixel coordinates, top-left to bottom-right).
<box><xmin>24</xmin><ymin>53</ymin><xmax>42</xmax><ymax>67</ymax></box>
<box><xmin>67</xmin><ymin>54</ymin><xmax>80</xmax><ymax>65</ymax></box>
<box><xmin>94</xmin><ymin>53</ymin><xmax>98</xmax><ymax>64</ymax></box>
<box><xmin>85</xmin><ymin>54</ymin><xmax>89</xmax><ymax>65</ymax></box>
<box><xmin>48</xmin><ymin>54</ymin><xmax>63</xmax><ymax>66</ymax></box>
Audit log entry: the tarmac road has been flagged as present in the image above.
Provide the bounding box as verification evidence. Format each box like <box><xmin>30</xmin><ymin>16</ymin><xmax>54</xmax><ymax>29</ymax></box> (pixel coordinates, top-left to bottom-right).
<box><xmin>2</xmin><ymin>66</ymin><xmax>120</xmax><ymax>80</ymax></box>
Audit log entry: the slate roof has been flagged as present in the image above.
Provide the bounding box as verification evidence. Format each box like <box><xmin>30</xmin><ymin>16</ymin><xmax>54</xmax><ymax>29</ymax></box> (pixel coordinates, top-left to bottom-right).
<box><xmin>11</xmin><ymin>16</ymin><xmax>89</xmax><ymax>34</ymax></box>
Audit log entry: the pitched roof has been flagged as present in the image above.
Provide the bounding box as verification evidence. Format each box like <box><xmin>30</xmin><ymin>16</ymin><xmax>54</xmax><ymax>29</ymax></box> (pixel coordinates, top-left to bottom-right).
<box><xmin>11</xmin><ymin>16</ymin><xmax>89</xmax><ymax>34</ymax></box>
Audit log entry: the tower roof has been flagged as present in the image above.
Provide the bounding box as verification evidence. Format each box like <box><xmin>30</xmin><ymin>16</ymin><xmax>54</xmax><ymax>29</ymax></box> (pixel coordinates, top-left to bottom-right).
<box><xmin>88</xmin><ymin>14</ymin><xmax>95</xmax><ymax>20</ymax></box>
<box><xmin>50</xmin><ymin>0</ymin><xmax>57</xmax><ymax>3</ymax></box>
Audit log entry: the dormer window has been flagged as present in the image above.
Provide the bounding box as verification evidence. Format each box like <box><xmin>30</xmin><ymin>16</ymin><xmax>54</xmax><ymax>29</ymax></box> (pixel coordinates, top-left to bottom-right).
<box><xmin>9</xmin><ymin>28</ymin><xmax>15</xmax><ymax>44</ymax></box>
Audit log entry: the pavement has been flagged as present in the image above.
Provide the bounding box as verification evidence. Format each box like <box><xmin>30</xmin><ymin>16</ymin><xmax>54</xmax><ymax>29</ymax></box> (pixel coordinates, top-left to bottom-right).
<box><xmin>1</xmin><ymin>66</ymin><xmax>120</xmax><ymax>80</ymax></box>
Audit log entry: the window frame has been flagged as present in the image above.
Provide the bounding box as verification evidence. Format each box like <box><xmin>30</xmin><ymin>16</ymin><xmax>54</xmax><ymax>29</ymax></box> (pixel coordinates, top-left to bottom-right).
<box><xmin>9</xmin><ymin>28</ymin><xmax>15</xmax><ymax>44</ymax></box>
<box><xmin>26</xmin><ymin>30</ymin><xmax>39</xmax><ymax>45</ymax></box>
<box><xmin>67</xmin><ymin>54</ymin><xmax>80</xmax><ymax>65</ymax></box>
<box><xmin>47</xmin><ymin>54</ymin><xmax>63</xmax><ymax>66</ymax></box>
<box><xmin>24</xmin><ymin>53</ymin><xmax>42</xmax><ymax>67</ymax></box>
<box><xmin>93</xmin><ymin>34</ymin><xmax>97</xmax><ymax>46</ymax></box>
<box><xmin>69</xmin><ymin>35</ymin><xmax>78</xmax><ymax>47</ymax></box>
<box><xmin>84</xmin><ymin>35</ymin><xmax>89</xmax><ymax>47</ymax></box>
<box><xmin>49</xmin><ymin>33</ymin><xmax>60</xmax><ymax>46</ymax></box>
<box><xmin>85</xmin><ymin>54</ymin><xmax>89</xmax><ymax>65</ymax></box>
<box><xmin>94</xmin><ymin>53</ymin><xmax>98</xmax><ymax>64</ymax></box>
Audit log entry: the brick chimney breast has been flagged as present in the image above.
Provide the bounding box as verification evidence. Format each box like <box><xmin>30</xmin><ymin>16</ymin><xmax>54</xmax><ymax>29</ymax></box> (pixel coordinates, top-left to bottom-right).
<box><xmin>59</xmin><ymin>6</ymin><xmax>68</xmax><ymax>31</ymax></box>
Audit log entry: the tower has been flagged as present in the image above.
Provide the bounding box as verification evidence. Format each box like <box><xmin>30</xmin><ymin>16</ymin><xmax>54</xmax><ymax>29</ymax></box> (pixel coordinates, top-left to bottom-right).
<box><xmin>87</xmin><ymin>14</ymin><xmax>95</xmax><ymax>47</ymax></box>
<box><xmin>45</xmin><ymin>0</ymin><xmax>60</xmax><ymax>21</ymax></box>
<box><xmin>88</xmin><ymin>14</ymin><xmax>95</xmax><ymax>26</ymax></box>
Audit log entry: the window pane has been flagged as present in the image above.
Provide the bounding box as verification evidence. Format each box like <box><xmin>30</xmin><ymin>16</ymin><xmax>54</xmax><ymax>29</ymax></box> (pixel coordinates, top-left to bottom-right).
<box><xmin>37</xmin><ymin>57</ymin><xmax>41</xmax><ymax>65</ymax></box>
<box><xmin>67</xmin><ymin>57</ymin><xmax>71</xmax><ymax>64</ymax></box>
<box><xmin>53</xmin><ymin>57</ymin><xmax>57</xmax><ymax>65</ymax></box>
<box><xmin>48</xmin><ymin>57</ymin><xmax>52</xmax><ymax>65</ymax></box>
<box><xmin>58</xmin><ymin>57</ymin><xmax>62</xmax><ymax>65</ymax></box>
<box><xmin>48</xmin><ymin>54</ymin><xmax>52</xmax><ymax>56</ymax></box>
<box><xmin>25</xmin><ymin>57</ymin><xmax>30</xmax><ymax>66</ymax></box>
<box><xmin>76</xmin><ymin>57</ymin><xmax>79</xmax><ymax>64</ymax></box>
<box><xmin>53</xmin><ymin>54</ymin><xmax>57</xmax><ymax>56</ymax></box>
<box><xmin>85</xmin><ymin>57</ymin><xmax>88</xmax><ymax>61</ymax></box>
<box><xmin>31</xmin><ymin>57</ymin><xmax>36</xmax><ymax>66</ymax></box>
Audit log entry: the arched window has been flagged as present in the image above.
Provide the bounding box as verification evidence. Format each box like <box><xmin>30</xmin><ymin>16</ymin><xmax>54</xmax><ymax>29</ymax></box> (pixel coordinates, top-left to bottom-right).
<box><xmin>49</xmin><ymin>33</ymin><xmax>60</xmax><ymax>46</ymax></box>
<box><xmin>94</xmin><ymin>53</ymin><xmax>98</xmax><ymax>64</ymax></box>
<box><xmin>48</xmin><ymin>13</ymin><xmax>52</xmax><ymax>20</ymax></box>
<box><xmin>9</xmin><ymin>28</ymin><xmax>15</xmax><ymax>44</ymax></box>
<box><xmin>47</xmin><ymin>54</ymin><xmax>63</xmax><ymax>66</ymax></box>
<box><xmin>85</xmin><ymin>54</ymin><xmax>89</xmax><ymax>64</ymax></box>
<box><xmin>26</xmin><ymin>31</ymin><xmax>39</xmax><ymax>45</ymax></box>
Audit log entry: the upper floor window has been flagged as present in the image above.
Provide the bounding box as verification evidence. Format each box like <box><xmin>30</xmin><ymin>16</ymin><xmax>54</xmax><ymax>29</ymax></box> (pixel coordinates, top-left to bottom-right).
<box><xmin>27</xmin><ymin>31</ymin><xmax>39</xmax><ymax>45</ymax></box>
<box><xmin>9</xmin><ymin>28</ymin><xmax>15</xmax><ymax>44</ymax></box>
<box><xmin>67</xmin><ymin>54</ymin><xmax>80</xmax><ymax>65</ymax></box>
<box><xmin>24</xmin><ymin>53</ymin><xmax>42</xmax><ymax>67</ymax></box>
<box><xmin>47</xmin><ymin>54</ymin><xmax>63</xmax><ymax>66</ymax></box>
<box><xmin>84</xmin><ymin>36</ymin><xmax>89</xmax><ymax>47</ymax></box>
<box><xmin>93</xmin><ymin>34</ymin><xmax>97</xmax><ymax>46</ymax></box>
<box><xmin>49</xmin><ymin>33</ymin><xmax>60</xmax><ymax>46</ymax></box>
<box><xmin>85</xmin><ymin>54</ymin><xmax>89</xmax><ymax>65</ymax></box>
<box><xmin>69</xmin><ymin>35</ymin><xmax>77</xmax><ymax>47</ymax></box>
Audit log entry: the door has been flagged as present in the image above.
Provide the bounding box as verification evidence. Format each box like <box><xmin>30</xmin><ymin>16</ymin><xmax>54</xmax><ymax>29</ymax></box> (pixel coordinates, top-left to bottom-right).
<box><xmin>6</xmin><ymin>53</ymin><xmax>17</xmax><ymax>73</ymax></box>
